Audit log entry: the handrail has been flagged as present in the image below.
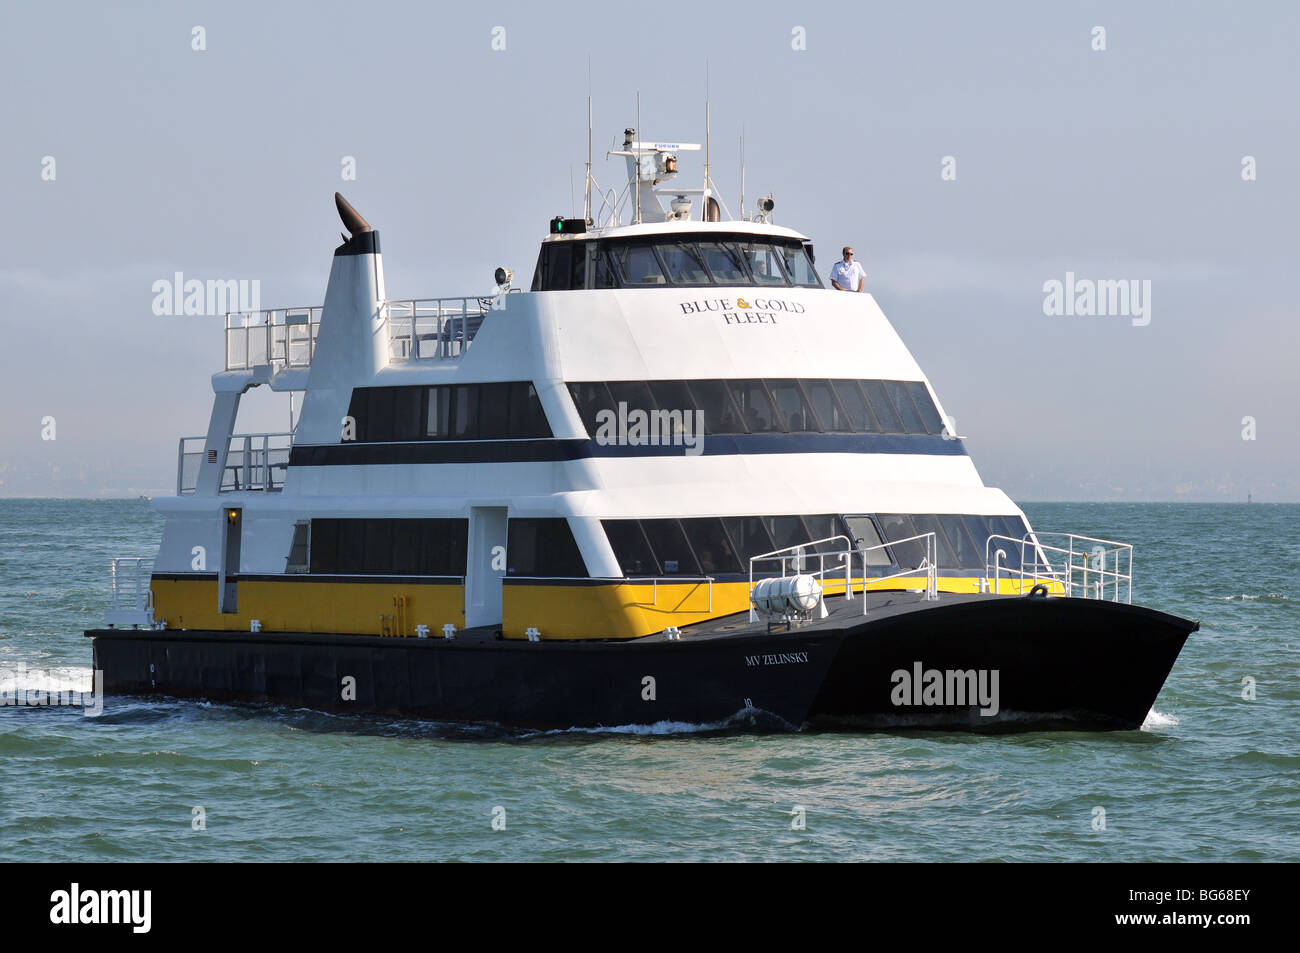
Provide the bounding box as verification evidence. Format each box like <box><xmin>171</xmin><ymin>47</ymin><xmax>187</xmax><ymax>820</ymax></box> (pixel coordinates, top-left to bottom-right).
<box><xmin>854</xmin><ymin>532</ymin><xmax>939</xmax><ymax>610</ymax></box>
<box><xmin>622</xmin><ymin>575</ymin><xmax>715</xmax><ymax>611</ymax></box>
<box><xmin>983</xmin><ymin>532</ymin><xmax>1132</xmax><ymax>603</ymax></box>
<box><xmin>177</xmin><ymin>432</ymin><xmax>293</xmax><ymax>494</ymax></box>
<box><xmin>747</xmin><ymin>532</ymin><xmax>938</xmax><ymax>622</ymax></box>
<box><xmin>225</xmin><ymin>307</ymin><xmax>321</xmax><ymax>371</ymax></box>
<box><xmin>106</xmin><ymin>557</ymin><xmax>155</xmax><ymax>627</ymax></box>
<box><xmin>382</xmin><ymin>293</ymin><xmax>520</xmax><ymax>361</ymax></box>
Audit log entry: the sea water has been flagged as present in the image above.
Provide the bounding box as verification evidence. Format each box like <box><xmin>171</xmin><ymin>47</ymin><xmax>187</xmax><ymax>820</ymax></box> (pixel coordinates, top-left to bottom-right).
<box><xmin>0</xmin><ymin>500</ymin><xmax>1295</xmax><ymax>861</ymax></box>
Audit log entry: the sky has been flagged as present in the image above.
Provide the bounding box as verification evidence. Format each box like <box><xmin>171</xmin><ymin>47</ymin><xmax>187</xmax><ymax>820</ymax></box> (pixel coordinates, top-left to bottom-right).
<box><xmin>1</xmin><ymin>0</ymin><xmax>1296</xmax><ymax>500</ymax></box>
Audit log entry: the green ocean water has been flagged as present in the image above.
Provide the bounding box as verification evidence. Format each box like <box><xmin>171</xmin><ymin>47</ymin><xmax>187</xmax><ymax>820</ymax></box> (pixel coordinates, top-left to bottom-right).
<box><xmin>0</xmin><ymin>499</ymin><xmax>1295</xmax><ymax>862</ymax></box>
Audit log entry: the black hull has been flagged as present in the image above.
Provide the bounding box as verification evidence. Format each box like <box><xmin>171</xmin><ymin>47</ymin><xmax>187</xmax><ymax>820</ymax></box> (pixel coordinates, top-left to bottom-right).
<box><xmin>806</xmin><ymin>596</ymin><xmax>1195</xmax><ymax>731</ymax></box>
<box><xmin>87</xmin><ymin>595</ymin><xmax>1196</xmax><ymax>732</ymax></box>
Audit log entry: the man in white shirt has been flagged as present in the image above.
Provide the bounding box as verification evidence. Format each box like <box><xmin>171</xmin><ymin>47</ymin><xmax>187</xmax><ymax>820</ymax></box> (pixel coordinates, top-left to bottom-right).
<box><xmin>829</xmin><ymin>246</ymin><xmax>866</xmax><ymax>292</ymax></box>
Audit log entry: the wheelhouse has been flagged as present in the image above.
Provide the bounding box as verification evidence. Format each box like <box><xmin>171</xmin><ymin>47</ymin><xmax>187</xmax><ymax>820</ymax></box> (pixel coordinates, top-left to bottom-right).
<box><xmin>532</xmin><ymin>230</ymin><xmax>821</xmax><ymax>291</ymax></box>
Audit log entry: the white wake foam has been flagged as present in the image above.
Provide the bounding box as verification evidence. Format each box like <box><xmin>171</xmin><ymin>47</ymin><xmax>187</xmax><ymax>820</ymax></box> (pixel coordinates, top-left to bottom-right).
<box><xmin>1141</xmin><ymin>708</ymin><xmax>1180</xmax><ymax>729</ymax></box>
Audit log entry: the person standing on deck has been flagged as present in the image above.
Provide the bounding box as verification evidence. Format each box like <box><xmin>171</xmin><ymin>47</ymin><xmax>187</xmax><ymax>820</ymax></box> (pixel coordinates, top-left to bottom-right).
<box><xmin>830</xmin><ymin>246</ymin><xmax>866</xmax><ymax>292</ymax></box>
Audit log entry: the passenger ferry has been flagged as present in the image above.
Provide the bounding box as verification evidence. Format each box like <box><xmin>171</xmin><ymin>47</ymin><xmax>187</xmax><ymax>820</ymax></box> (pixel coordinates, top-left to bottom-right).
<box><xmin>89</xmin><ymin>124</ymin><xmax>1196</xmax><ymax>730</ymax></box>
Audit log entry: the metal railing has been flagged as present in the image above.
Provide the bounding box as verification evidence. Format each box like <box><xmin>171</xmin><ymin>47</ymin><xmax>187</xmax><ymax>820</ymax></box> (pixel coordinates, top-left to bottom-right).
<box><xmin>177</xmin><ymin>433</ymin><xmax>293</xmax><ymax>494</ymax></box>
<box><xmin>984</xmin><ymin>533</ymin><xmax>1132</xmax><ymax>603</ymax></box>
<box><xmin>106</xmin><ymin>557</ymin><xmax>155</xmax><ymax>627</ymax></box>
<box><xmin>623</xmin><ymin>576</ymin><xmax>715</xmax><ymax>611</ymax></box>
<box><xmin>225</xmin><ymin>307</ymin><xmax>321</xmax><ymax>371</ymax></box>
<box><xmin>747</xmin><ymin>533</ymin><xmax>939</xmax><ymax>622</ymax></box>
<box><xmin>383</xmin><ymin>295</ymin><xmax>517</xmax><ymax>361</ymax></box>
<box><xmin>855</xmin><ymin>533</ymin><xmax>939</xmax><ymax>611</ymax></box>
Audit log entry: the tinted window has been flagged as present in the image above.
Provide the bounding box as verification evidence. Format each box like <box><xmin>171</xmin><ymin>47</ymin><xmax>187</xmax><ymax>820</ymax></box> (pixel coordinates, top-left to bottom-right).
<box><xmin>906</xmin><ymin>381</ymin><xmax>946</xmax><ymax>435</ymax></box>
<box><xmin>680</xmin><ymin>518</ymin><xmax>744</xmax><ymax>574</ymax></box>
<box><xmin>989</xmin><ymin>515</ymin><xmax>1029</xmax><ymax>570</ymax></box>
<box><xmin>563</xmin><ymin>380</ymin><xmax>949</xmax><ymax>438</ymax></box>
<box><xmin>364</xmin><ymin>520</ymin><xmax>394</xmax><ymax>574</ymax></box>
<box><xmin>657</xmin><ymin>243</ymin><xmax>711</xmax><ymax>286</ymax></box>
<box><xmin>507</xmin><ymin>518</ymin><xmax>587</xmax><ymax>577</ymax></box>
<box><xmin>832</xmin><ymin>380</ymin><xmax>880</xmax><ymax>433</ymax></box>
<box><xmin>541</xmin><ymin>243</ymin><xmax>573</xmax><ymax>291</ymax></box>
<box><xmin>777</xmin><ymin>242</ymin><xmax>822</xmax><ymax>287</ymax></box>
<box><xmin>737</xmin><ymin>241</ymin><xmax>787</xmax><ymax>285</ymax></box>
<box><xmin>612</xmin><ymin>244</ymin><xmax>666</xmax><ymax>286</ymax></box>
<box><xmin>648</xmin><ymin>380</ymin><xmax>697</xmax><ymax>439</ymax></box>
<box><xmin>451</xmin><ymin>385</ymin><xmax>478</xmax><ymax>439</ymax></box>
<box><xmin>604</xmin><ymin>519</ymin><xmax>659</xmax><ymax>575</ymax></box>
<box><xmin>639</xmin><ymin>519</ymin><xmax>701</xmax><ymax>575</ymax></box>
<box><xmin>697</xmin><ymin>242</ymin><xmax>748</xmax><ymax>283</ymax></box>
<box><xmin>800</xmin><ymin>514</ymin><xmax>842</xmax><ymax>554</ymax></box>
<box><xmin>731</xmin><ymin>380</ymin><xmax>782</xmax><ymax>432</ymax></box>
<box><xmin>877</xmin><ymin>514</ymin><xmax>925</xmax><ymax>569</ymax></box>
<box><xmin>885</xmin><ymin>380</ymin><xmax>928</xmax><ymax>434</ymax></box>
<box><xmin>607</xmin><ymin>380</ymin><xmax>657</xmax><ymax>417</ymax></box>
<box><xmin>764</xmin><ymin>516</ymin><xmax>811</xmax><ymax>552</ymax></box>
<box><xmin>337</xmin><ymin>519</ymin><xmax>365</xmax><ymax>574</ymax></box>
<box><xmin>910</xmin><ymin>514</ymin><xmax>957</xmax><ymax>569</ymax></box>
<box><xmin>478</xmin><ymin>382</ymin><xmax>512</xmax><ymax>439</ymax></box>
<box><xmin>939</xmin><ymin>515</ymin><xmax>983</xmax><ymax>569</ymax></box>
<box><xmin>366</xmin><ymin>387</ymin><xmax>394</xmax><ymax>442</ymax></box>
<box><xmin>309</xmin><ymin>519</ymin><xmax>339</xmax><ymax>573</ymax></box>
<box><xmin>352</xmin><ymin>384</ymin><xmax>550</xmax><ymax>442</ymax></box>
<box><xmin>767</xmin><ymin>380</ymin><xmax>819</xmax><ymax>433</ymax></box>
<box><xmin>437</xmin><ymin>521</ymin><xmax>469</xmax><ymax>576</ymax></box>
<box><xmin>426</xmin><ymin>386</ymin><xmax>450</xmax><ymax>438</ymax></box>
<box><xmin>804</xmin><ymin>380</ymin><xmax>853</xmax><ymax>432</ymax></box>
<box><xmin>508</xmin><ymin>382</ymin><xmax>551</xmax><ymax>438</ymax></box>
<box><xmin>844</xmin><ymin>516</ymin><xmax>893</xmax><ymax>567</ymax></box>
<box><xmin>594</xmin><ymin>248</ymin><xmax>619</xmax><ymax>289</ymax></box>
<box><xmin>569</xmin><ymin>381</ymin><xmax>612</xmax><ymax>435</ymax></box>
<box><xmin>860</xmin><ymin>380</ymin><xmax>903</xmax><ymax>433</ymax></box>
<box><xmin>310</xmin><ymin>518</ymin><xmax>468</xmax><ymax>575</ymax></box>
<box><xmin>393</xmin><ymin>388</ymin><xmax>423</xmax><ymax>442</ymax></box>
<box><xmin>688</xmin><ymin>379</ymin><xmax>747</xmax><ymax>434</ymax></box>
<box><xmin>721</xmin><ymin>516</ymin><xmax>776</xmax><ymax>564</ymax></box>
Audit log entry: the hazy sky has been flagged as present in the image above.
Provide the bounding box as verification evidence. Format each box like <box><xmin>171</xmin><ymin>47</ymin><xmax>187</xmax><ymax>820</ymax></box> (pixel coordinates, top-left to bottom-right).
<box><xmin>1</xmin><ymin>0</ymin><xmax>1296</xmax><ymax>499</ymax></box>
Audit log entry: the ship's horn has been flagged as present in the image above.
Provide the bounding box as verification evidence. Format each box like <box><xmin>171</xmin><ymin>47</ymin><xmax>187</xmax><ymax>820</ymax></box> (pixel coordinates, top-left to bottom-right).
<box><xmin>335</xmin><ymin>192</ymin><xmax>373</xmax><ymax>236</ymax></box>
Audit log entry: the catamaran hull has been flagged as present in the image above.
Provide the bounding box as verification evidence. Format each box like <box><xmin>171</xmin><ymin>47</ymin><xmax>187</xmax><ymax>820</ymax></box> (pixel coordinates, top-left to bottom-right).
<box><xmin>87</xmin><ymin>597</ymin><xmax>1195</xmax><ymax>732</ymax></box>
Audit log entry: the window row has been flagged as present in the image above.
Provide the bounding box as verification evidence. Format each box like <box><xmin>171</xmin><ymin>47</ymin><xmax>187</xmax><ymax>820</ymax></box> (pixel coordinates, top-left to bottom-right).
<box><xmin>308</xmin><ymin>519</ymin><xmax>469</xmax><ymax>576</ymax></box>
<box><xmin>532</xmin><ymin>236</ymin><xmax>822</xmax><ymax>291</ymax></box>
<box><xmin>568</xmin><ymin>378</ymin><xmax>947</xmax><ymax>437</ymax></box>
<box><xmin>346</xmin><ymin>382</ymin><xmax>552</xmax><ymax>443</ymax></box>
<box><xmin>601</xmin><ymin>513</ymin><xmax>1032</xmax><ymax>577</ymax></box>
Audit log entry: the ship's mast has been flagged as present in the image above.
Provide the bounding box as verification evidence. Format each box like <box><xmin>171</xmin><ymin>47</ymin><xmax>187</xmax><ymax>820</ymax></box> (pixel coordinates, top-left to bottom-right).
<box><xmin>634</xmin><ymin>92</ymin><xmax>642</xmax><ymax>225</ymax></box>
<box><xmin>584</xmin><ymin>96</ymin><xmax>593</xmax><ymax>223</ymax></box>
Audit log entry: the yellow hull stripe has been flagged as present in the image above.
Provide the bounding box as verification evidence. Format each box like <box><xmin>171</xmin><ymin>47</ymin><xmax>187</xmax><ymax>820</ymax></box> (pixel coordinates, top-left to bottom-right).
<box><xmin>151</xmin><ymin>578</ymin><xmax>465</xmax><ymax>637</ymax></box>
<box><xmin>151</xmin><ymin>575</ymin><xmax>1063</xmax><ymax>640</ymax></box>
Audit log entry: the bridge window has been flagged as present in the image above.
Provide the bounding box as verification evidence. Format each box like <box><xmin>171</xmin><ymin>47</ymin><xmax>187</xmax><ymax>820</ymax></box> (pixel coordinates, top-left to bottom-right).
<box><xmin>656</xmin><ymin>242</ymin><xmax>712</xmax><ymax>286</ymax></box>
<box><xmin>533</xmin><ymin>234</ymin><xmax>824</xmax><ymax>289</ymax></box>
<box><xmin>697</xmin><ymin>242</ymin><xmax>748</xmax><ymax>283</ymax></box>
<box><xmin>612</xmin><ymin>243</ymin><xmax>667</xmax><ymax>286</ymax></box>
<box><xmin>737</xmin><ymin>240</ymin><xmax>788</xmax><ymax>285</ymax></box>
<box><xmin>776</xmin><ymin>242</ymin><xmax>821</xmax><ymax>288</ymax></box>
